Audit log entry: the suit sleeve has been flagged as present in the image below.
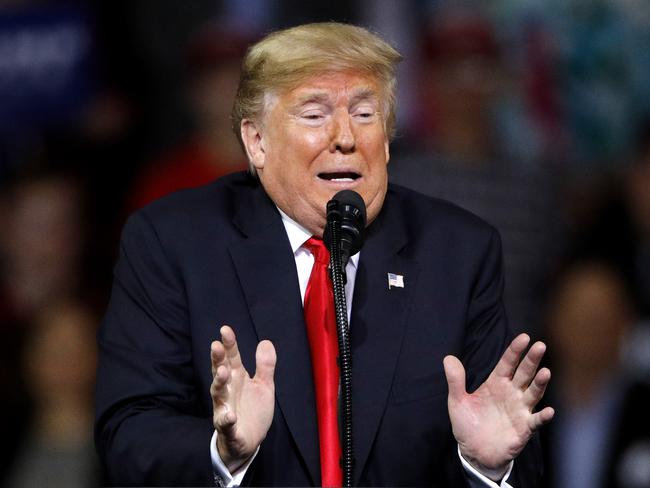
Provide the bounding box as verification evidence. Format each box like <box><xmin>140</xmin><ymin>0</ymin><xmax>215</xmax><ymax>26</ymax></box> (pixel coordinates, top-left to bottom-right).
<box><xmin>94</xmin><ymin>211</ymin><xmax>214</xmax><ymax>486</ymax></box>
<box><xmin>460</xmin><ymin>226</ymin><xmax>544</xmax><ymax>487</ymax></box>
<box><xmin>451</xmin><ymin>226</ymin><xmax>509</xmax><ymax>392</ymax></box>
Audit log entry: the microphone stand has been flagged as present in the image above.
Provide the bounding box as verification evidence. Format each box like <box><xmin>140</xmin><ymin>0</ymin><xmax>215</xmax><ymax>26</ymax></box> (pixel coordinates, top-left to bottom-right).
<box><xmin>327</xmin><ymin>216</ymin><xmax>355</xmax><ymax>487</ymax></box>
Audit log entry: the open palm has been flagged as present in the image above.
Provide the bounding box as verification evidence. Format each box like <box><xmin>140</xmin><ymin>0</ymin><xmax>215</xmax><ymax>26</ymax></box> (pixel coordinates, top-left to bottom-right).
<box><xmin>443</xmin><ymin>334</ymin><xmax>555</xmax><ymax>478</ymax></box>
<box><xmin>210</xmin><ymin>325</ymin><xmax>276</xmax><ymax>473</ymax></box>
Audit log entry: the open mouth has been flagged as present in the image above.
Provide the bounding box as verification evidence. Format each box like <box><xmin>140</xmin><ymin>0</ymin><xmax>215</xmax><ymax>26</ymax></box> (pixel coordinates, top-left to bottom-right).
<box><xmin>317</xmin><ymin>172</ymin><xmax>361</xmax><ymax>182</ymax></box>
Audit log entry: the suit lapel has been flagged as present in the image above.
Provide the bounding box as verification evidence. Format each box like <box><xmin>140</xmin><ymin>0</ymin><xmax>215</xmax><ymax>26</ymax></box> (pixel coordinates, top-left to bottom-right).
<box><xmin>228</xmin><ymin>181</ymin><xmax>320</xmax><ymax>484</ymax></box>
<box><xmin>350</xmin><ymin>189</ymin><xmax>419</xmax><ymax>484</ymax></box>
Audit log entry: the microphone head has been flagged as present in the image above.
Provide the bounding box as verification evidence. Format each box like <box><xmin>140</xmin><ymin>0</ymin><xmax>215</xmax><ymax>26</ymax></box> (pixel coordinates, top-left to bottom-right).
<box><xmin>333</xmin><ymin>190</ymin><xmax>367</xmax><ymax>225</ymax></box>
<box><xmin>324</xmin><ymin>190</ymin><xmax>367</xmax><ymax>262</ymax></box>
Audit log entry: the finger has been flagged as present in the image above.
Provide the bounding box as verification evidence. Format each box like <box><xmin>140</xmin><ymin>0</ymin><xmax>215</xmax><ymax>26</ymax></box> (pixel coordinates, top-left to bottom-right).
<box><xmin>211</xmin><ymin>341</ymin><xmax>227</xmax><ymax>377</ymax></box>
<box><xmin>253</xmin><ymin>340</ymin><xmax>276</xmax><ymax>385</ymax></box>
<box><xmin>443</xmin><ymin>355</ymin><xmax>467</xmax><ymax>402</ymax></box>
<box><xmin>512</xmin><ymin>341</ymin><xmax>547</xmax><ymax>389</ymax></box>
<box><xmin>221</xmin><ymin>325</ymin><xmax>243</xmax><ymax>369</ymax></box>
<box><xmin>523</xmin><ymin>367</ymin><xmax>551</xmax><ymax>407</ymax></box>
<box><xmin>210</xmin><ymin>363</ymin><xmax>232</xmax><ymax>403</ymax></box>
<box><xmin>491</xmin><ymin>334</ymin><xmax>530</xmax><ymax>379</ymax></box>
<box><xmin>211</xmin><ymin>359</ymin><xmax>237</xmax><ymax>433</ymax></box>
<box><xmin>528</xmin><ymin>406</ymin><xmax>555</xmax><ymax>431</ymax></box>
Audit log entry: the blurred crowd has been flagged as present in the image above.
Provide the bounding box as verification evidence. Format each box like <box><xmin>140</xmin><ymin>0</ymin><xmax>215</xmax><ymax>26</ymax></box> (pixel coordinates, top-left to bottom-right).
<box><xmin>0</xmin><ymin>1</ymin><xmax>648</xmax><ymax>487</ymax></box>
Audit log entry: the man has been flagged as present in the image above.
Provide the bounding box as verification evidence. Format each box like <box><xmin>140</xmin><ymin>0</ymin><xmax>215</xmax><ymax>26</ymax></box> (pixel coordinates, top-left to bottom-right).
<box><xmin>543</xmin><ymin>259</ymin><xmax>650</xmax><ymax>488</ymax></box>
<box><xmin>95</xmin><ymin>23</ymin><xmax>553</xmax><ymax>487</ymax></box>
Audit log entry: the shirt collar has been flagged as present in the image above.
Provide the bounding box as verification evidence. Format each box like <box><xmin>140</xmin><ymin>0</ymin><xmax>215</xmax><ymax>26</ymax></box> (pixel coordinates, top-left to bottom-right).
<box><xmin>277</xmin><ymin>208</ymin><xmax>360</xmax><ymax>268</ymax></box>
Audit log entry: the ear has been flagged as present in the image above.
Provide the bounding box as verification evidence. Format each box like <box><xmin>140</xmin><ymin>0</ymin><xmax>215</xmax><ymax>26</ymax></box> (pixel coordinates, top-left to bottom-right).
<box><xmin>241</xmin><ymin>119</ymin><xmax>266</xmax><ymax>171</ymax></box>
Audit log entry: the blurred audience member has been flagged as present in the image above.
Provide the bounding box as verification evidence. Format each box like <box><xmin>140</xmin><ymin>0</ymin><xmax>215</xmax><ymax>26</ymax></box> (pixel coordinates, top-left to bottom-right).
<box><xmin>1</xmin><ymin>170</ymin><xmax>86</xmax><ymax>323</ymax></box>
<box><xmin>3</xmin><ymin>299</ymin><xmax>99</xmax><ymax>488</ymax></box>
<box><xmin>127</xmin><ymin>23</ymin><xmax>251</xmax><ymax>210</ymax></box>
<box><xmin>560</xmin><ymin>118</ymin><xmax>650</xmax><ymax>319</ymax></box>
<box><xmin>543</xmin><ymin>259</ymin><xmax>650</xmax><ymax>488</ymax></box>
<box><xmin>0</xmin><ymin>169</ymin><xmax>93</xmax><ymax>484</ymax></box>
<box><xmin>0</xmin><ymin>166</ymin><xmax>94</xmax><ymax>482</ymax></box>
<box><xmin>405</xmin><ymin>9</ymin><xmax>503</xmax><ymax>159</ymax></box>
<box><xmin>389</xmin><ymin>9</ymin><xmax>561</xmax><ymax>336</ymax></box>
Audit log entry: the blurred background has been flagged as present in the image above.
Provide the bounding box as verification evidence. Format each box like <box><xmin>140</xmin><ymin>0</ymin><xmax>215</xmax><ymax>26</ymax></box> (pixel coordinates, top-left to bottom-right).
<box><xmin>0</xmin><ymin>1</ymin><xmax>648</xmax><ymax>487</ymax></box>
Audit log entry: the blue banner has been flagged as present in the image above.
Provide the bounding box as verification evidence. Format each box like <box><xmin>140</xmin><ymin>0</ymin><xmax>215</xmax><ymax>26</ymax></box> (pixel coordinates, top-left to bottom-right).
<box><xmin>0</xmin><ymin>7</ymin><xmax>95</xmax><ymax>130</ymax></box>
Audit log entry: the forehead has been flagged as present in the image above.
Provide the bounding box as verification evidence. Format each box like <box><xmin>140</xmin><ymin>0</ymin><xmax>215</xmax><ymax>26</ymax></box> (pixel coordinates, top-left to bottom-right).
<box><xmin>280</xmin><ymin>71</ymin><xmax>383</xmax><ymax>105</ymax></box>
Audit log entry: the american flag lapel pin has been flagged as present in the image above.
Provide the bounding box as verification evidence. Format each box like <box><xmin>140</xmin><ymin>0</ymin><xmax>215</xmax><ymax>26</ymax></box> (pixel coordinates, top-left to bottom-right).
<box><xmin>387</xmin><ymin>272</ymin><xmax>404</xmax><ymax>289</ymax></box>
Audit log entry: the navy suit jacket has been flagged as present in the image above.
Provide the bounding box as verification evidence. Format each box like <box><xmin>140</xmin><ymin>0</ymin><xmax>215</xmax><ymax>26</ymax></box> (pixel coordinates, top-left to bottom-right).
<box><xmin>95</xmin><ymin>172</ymin><xmax>543</xmax><ymax>486</ymax></box>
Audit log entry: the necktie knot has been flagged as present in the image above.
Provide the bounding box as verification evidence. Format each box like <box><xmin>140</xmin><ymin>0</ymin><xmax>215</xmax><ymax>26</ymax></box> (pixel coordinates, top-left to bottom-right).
<box><xmin>304</xmin><ymin>237</ymin><xmax>330</xmax><ymax>266</ymax></box>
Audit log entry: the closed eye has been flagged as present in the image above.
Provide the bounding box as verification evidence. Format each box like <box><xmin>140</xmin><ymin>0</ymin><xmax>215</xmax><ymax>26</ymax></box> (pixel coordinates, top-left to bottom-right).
<box><xmin>352</xmin><ymin>110</ymin><xmax>379</xmax><ymax>123</ymax></box>
<box><xmin>293</xmin><ymin>111</ymin><xmax>329</xmax><ymax>127</ymax></box>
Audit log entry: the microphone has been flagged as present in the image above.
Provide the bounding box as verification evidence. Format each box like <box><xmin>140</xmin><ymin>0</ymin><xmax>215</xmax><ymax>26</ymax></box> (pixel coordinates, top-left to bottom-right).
<box><xmin>324</xmin><ymin>190</ymin><xmax>367</xmax><ymax>270</ymax></box>
<box><xmin>323</xmin><ymin>190</ymin><xmax>365</xmax><ymax>486</ymax></box>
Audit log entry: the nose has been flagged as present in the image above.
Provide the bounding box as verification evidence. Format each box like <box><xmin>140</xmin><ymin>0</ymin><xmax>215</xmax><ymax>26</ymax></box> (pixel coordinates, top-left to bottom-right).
<box><xmin>329</xmin><ymin>109</ymin><xmax>355</xmax><ymax>154</ymax></box>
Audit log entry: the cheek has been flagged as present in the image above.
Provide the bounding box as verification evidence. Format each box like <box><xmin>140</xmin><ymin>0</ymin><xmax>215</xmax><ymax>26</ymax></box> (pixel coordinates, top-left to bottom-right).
<box><xmin>359</xmin><ymin>129</ymin><xmax>389</xmax><ymax>157</ymax></box>
<box><xmin>295</xmin><ymin>132</ymin><xmax>329</xmax><ymax>160</ymax></box>
<box><xmin>271</xmin><ymin>128</ymin><xmax>326</xmax><ymax>166</ymax></box>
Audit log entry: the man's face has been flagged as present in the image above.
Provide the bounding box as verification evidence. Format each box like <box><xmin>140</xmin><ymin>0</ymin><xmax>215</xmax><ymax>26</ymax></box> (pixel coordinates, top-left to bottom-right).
<box><xmin>241</xmin><ymin>71</ymin><xmax>390</xmax><ymax>236</ymax></box>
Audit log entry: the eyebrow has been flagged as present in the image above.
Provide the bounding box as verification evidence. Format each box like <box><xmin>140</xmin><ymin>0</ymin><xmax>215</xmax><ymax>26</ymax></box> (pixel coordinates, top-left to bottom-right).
<box><xmin>293</xmin><ymin>87</ymin><xmax>380</xmax><ymax>108</ymax></box>
<box><xmin>294</xmin><ymin>92</ymin><xmax>331</xmax><ymax>107</ymax></box>
<box><xmin>349</xmin><ymin>88</ymin><xmax>380</xmax><ymax>105</ymax></box>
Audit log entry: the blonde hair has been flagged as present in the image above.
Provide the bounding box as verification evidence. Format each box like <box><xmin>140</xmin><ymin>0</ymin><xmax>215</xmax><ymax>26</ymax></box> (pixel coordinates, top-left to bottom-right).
<box><xmin>232</xmin><ymin>22</ymin><xmax>402</xmax><ymax>163</ymax></box>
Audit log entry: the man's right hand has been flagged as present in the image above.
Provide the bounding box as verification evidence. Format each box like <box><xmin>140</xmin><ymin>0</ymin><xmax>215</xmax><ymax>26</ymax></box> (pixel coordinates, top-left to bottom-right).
<box><xmin>210</xmin><ymin>325</ymin><xmax>276</xmax><ymax>473</ymax></box>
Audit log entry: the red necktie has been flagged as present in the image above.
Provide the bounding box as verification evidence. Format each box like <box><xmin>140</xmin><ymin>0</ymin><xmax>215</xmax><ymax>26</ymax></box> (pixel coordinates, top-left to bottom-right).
<box><xmin>303</xmin><ymin>237</ymin><xmax>342</xmax><ymax>487</ymax></box>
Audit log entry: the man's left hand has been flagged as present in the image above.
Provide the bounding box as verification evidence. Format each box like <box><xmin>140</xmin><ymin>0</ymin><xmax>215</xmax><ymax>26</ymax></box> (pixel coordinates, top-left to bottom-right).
<box><xmin>443</xmin><ymin>334</ymin><xmax>555</xmax><ymax>481</ymax></box>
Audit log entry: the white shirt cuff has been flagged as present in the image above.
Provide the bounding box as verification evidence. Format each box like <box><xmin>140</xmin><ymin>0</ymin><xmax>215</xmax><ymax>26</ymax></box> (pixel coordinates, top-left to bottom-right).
<box><xmin>458</xmin><ymin>445</ymin><xmax>514</xmax><ymax>488</ymax></box>
<box><xmin>210</xmin><ymin>430</ymin><xmax>259</xmax><ymax>487</ymax></box>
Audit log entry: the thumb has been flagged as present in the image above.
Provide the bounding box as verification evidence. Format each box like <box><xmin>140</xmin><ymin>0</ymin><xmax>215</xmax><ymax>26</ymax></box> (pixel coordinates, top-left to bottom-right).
<box><xmin>443</xmin><ymin>355</ymin><xmax>467</xmax><ymax>402</ymax></box>
<box><xmin>254</xmin><ymin>340</ymin><xmax>276</xmax><ymax>385</ymax></box>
